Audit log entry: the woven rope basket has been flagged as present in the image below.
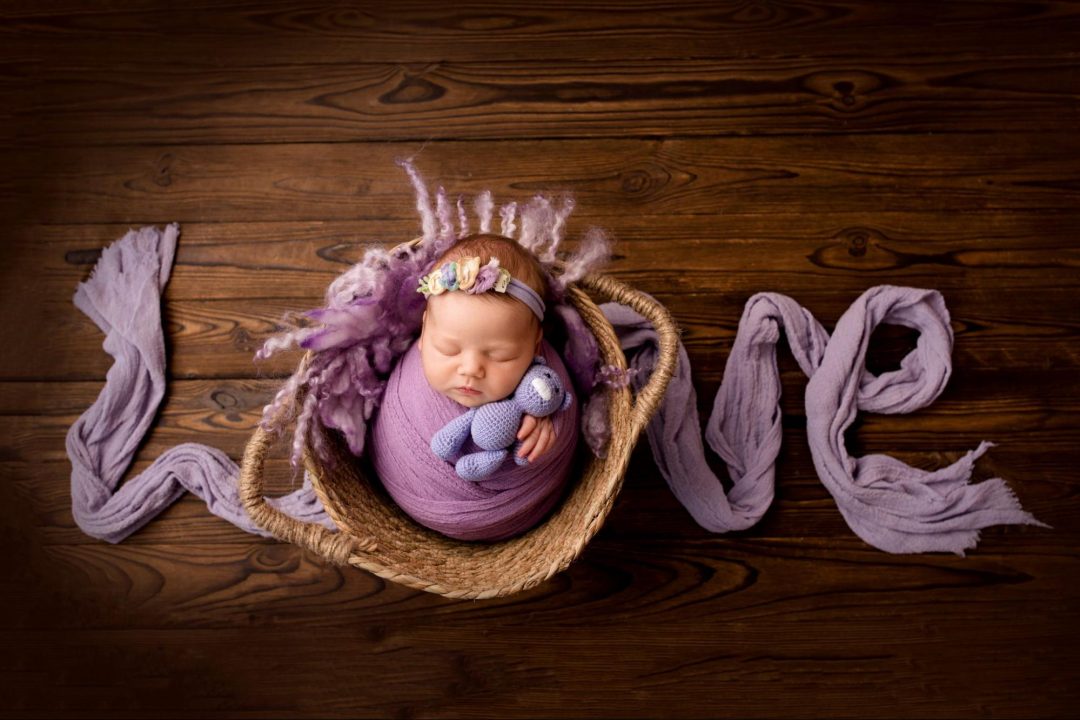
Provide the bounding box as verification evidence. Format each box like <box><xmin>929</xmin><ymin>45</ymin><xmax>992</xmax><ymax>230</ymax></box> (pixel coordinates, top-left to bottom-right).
<box><xmin>238</xmin><ymin>272</ymin><xmax>679</xmax><ymax>599</ymax></box>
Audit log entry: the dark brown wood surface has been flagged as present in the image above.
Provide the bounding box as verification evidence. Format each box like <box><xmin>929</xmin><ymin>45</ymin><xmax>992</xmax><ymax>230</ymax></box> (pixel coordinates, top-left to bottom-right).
<box><xmin>2</xmin><ymin>2</ymin><xmax>1078</xmax><ymax>717</ymax></box>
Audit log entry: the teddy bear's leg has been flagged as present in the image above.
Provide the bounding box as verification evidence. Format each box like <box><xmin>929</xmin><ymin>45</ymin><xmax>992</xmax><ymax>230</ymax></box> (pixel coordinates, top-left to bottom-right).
<box><xmin>456</xmin><ymin>449</ymin><xmax>510</xmax><ymax>481</ymax></box>
<box><xmin>430</xmin><ymin>408</ymin><xmax>477</xmax><ymax>461</ymax></box>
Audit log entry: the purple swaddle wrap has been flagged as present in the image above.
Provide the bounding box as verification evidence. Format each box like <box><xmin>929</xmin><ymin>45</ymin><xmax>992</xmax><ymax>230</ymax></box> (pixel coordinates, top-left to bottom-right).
<box><xmin>66</xmin><ymin>223</ymin><xmax>1045</xmax><ymax>555</ymax></box>
<box><xmin>370</xmin><ymin>341</ymin><xmax>579</xmax><ymax>541</ymax></box>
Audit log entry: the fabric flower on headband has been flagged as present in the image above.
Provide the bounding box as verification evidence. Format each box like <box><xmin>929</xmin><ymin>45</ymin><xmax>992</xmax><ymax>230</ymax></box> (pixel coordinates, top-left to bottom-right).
<box><xmin>456</xmin><ymin>257</ymin><xmax>481</xmax><ymax>291</ymax></box>
<box><xmin>418</xmin><ymin>257</ymin><xmax>510</xmax><ymax>298</ymax></box>
<box><xmin>417</xmin><ymin>256</ymin><xmax>546</xmax><ymax>321</ymax></box>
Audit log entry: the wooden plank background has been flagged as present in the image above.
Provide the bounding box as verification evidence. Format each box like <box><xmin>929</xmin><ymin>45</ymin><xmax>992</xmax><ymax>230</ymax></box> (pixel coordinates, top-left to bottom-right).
<box><xmin>2</xmin><ymin>1</ymin><xmax>1078</xmax><ymax>717</ymax></box>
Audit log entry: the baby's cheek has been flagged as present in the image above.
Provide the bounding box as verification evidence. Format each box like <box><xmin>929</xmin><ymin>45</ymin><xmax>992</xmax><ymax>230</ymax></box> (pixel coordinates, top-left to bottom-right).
<box><xmin>418</xmin><ymin>351</ymin><xmax>443</xmax><ymax>389</ymax></box>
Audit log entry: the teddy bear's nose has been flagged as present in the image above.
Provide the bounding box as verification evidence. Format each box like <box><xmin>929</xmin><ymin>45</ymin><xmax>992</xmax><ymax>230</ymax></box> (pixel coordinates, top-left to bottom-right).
<box><xmin>531</xmin><ymin>377</ymin><xmax>553</xmax><ymax>401</ymax></box>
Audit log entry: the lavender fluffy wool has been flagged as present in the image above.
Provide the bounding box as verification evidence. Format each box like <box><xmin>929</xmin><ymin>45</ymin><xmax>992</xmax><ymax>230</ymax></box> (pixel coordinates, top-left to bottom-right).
<box><xmin>370</xmin><ymin>341</ymin><xmax>579</xmax><ymax>541</ymax></box>
<box><xmin>254</xmin><ymin>240</ymin><xmax>441</xmax><ymax>468</ymax></box>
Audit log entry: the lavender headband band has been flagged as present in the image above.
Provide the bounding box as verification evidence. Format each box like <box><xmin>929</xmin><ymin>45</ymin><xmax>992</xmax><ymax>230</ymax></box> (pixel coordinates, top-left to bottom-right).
<box><xmin>417</xmin><ymin>256</ymin><xmax>546</xmax><ymax>321</ymax></box>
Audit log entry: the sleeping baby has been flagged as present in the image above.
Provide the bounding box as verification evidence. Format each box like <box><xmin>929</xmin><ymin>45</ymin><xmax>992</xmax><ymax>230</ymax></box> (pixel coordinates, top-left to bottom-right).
<box><xmin>368</xmin><ymin>230</ymin><xmax>582</xmax><ymax>540</ymax></box>
<box><xmin>258</xmin><ymin>162</ymin><xmax>597</xmax><ymax>542</ymax></box>
<box><xmin>416</xmin><ymin>233</ymin><xmax>560</xmax><ymax>465</ymax></box>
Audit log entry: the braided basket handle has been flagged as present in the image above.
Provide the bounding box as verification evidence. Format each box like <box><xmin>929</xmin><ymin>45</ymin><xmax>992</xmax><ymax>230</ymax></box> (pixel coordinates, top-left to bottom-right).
<box><xmin>238</xmin><ymin>402</ymin><xmax>376</xmax><ymax>566</ymax></box>
<box><xmin>577</xmin><ymin>273</ymin><xmax>679</xmax><ymax>438</ymax></box>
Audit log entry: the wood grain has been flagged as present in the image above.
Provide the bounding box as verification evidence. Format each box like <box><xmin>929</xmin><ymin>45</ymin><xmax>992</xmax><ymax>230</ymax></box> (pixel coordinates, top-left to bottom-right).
<box><xmin>3</xmin><ymin>0</ymin><xmax>1080</xmax><ymax>63</ymax></box>
<box><xmin>10</xmin><ymin>57</ymin><xmax>1080</xmax><ymax>146</ymax></box>
<box><xmin>2</xmin><ymin>2</ymin><xmax>1078</xmax><ymax>718</ymax></box>
<box><xmin>10</xmin><ymin>134</ymin><xmax>1080</xmax><ymax>224</ymax></box>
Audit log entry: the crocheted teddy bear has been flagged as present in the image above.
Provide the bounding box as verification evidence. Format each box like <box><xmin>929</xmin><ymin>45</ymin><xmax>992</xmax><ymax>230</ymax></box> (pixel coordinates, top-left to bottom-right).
<box><xmin>430</xmin><ymin>358</ymin><xmax>574</xmax><ymax>481</ymax></box>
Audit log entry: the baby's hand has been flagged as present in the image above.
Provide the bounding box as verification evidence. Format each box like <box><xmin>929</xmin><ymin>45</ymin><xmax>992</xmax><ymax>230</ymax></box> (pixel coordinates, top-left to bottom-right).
<box><xmin>516</xmin><ymin>414</ymin><xmax>556</xmax><ymax>463</ymax></box>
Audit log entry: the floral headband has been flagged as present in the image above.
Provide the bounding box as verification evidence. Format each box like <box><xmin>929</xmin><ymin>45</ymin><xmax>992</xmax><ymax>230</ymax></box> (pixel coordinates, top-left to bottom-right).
<box><xmin>417</xmin><ymin>256</ymin><xmax>546</xmax><ymax>321</ymax></box>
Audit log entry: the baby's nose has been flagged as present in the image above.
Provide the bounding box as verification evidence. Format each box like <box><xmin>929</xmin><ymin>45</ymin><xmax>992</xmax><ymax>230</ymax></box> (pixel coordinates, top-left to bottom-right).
<box><xmin>459</xmin><ymin>354</ymin><xmax>484</xmax><ymax>377</ymax></box>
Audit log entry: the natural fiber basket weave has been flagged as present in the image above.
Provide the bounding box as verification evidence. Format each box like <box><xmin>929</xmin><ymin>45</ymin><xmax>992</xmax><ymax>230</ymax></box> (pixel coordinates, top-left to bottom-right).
<box><xmin>239</xmin><ymin>272</ymin><xmax>678</xmax><ymax>599</ymax></box>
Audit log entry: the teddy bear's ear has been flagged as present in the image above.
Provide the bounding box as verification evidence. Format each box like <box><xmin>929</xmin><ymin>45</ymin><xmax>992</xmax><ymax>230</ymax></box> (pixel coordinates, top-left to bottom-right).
<box><xmin>531</xmin><ymin>355</ymin><xmax>547</xmax><ymax>366</ymax></box>
<box><xmin>561</xmin><ymin>391</ymin><xmax>573</xmax><ymax>411</ymax></box>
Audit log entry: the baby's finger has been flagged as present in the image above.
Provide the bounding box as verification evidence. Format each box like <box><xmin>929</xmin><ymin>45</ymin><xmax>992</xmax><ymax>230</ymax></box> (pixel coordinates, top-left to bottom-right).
<box><xmin>544</xmin><ymin>424</ymin><xmax>558</xmax><ymax>453</ymax></box>
<box><xmin>517</xmin><ymin>414</ymin><xmax>538</xmax><ymax>440</ymax></box>
<box><xmin>529</xmin><ymin>422</ymin><xmax>554</xmax><ymax>462</ymax></box>
<box><xmin>517</xmin><ymin>431</ymin><xmax>539</xmax><ymax>458</ymax></box>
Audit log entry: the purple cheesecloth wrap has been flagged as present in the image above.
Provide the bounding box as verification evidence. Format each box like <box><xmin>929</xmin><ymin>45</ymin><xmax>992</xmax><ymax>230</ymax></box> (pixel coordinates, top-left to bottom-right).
<box><xmin>370</xmin><ymin>341</ymin><xmax>579</xmax><ymax>541</ymax></box>
<box><xmin>606</xmin><ymin>292</ymin><xmax>1047</xmax><ymax>554</ymax></box>
<box><xmin>66</xmin><ymin>224</ymin><xmax>1046</xmax><ymax>554</ymax></box>
<box><xmin>66</xmin><ymin>224</ymin><xmax>333</xmax><ymax>542</ymax></box>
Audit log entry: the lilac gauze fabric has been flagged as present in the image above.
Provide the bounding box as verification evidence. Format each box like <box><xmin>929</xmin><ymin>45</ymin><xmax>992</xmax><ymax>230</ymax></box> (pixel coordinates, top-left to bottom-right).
<box><xmin>604</xmin><ymin>288</ymin><xmax>1047</xmax><ymax>555</ymax></box>
<box><xmin>67</xmin><ymin>225</ymin><xmax>1045</xmax><ymax>554</ymax></box>
<box><xmin>369</xmin><ymin>340</ymin><xmax>579</xmax><ymax>541</ymax></box>
<box><xmin>66</xmin><ymin>224</ymin><xmax>333</xmax><ymax>543</ymax></box>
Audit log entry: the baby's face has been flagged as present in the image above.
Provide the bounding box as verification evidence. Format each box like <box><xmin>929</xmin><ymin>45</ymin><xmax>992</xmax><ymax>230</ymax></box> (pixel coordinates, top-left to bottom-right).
<box><xmin>419</xmin><ymin>291</ymin><xmax>542</xmax><ymax>408</ymax></box>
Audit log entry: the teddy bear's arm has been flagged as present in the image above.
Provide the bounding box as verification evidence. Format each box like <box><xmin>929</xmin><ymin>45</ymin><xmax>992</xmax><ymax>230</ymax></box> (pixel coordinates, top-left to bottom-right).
<box><xmin>430</xmin><ymin>408</ymin><xmax>478</xmax><ymax>461</ymax></box>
